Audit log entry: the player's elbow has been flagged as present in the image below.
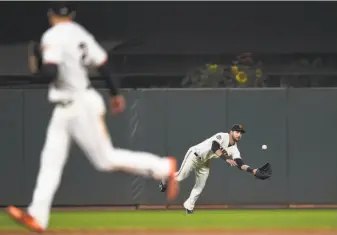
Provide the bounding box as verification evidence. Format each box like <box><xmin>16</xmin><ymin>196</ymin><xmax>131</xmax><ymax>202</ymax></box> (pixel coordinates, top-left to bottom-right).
<box><xmin>96</xmin><ymin>57</ymin><xmax>108</xmax><ymax>69</ymax></box>
<box><xmin>97</xmin><ymin>60</ymin><xmax>110</xmax><ymax>76</ymax></box>
<box><xmin>211</xmin><ymin>141</ymin><xmax>220</xmax><ymax>153</ymax></box>
<box><xmin>41</xmin><ymin>63</ymin><xmax>58</xmax><ymax>81</ymax></box>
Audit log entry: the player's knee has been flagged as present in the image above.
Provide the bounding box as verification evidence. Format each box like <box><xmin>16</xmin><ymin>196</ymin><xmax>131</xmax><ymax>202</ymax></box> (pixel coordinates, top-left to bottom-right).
<box><xmin>175</xmin><ymin>172</ymin><xmax>187</xmax><ymax>182</ymax></box>
<box><xmin>90</xmin><ymin>157</ymin><xmax>116</xmax><ymax>172</ymax></box>
<box><xmin>176</xmin><ymin>176</ymin><xmax>183</xmax><ymax>182</ymax></box>
<box><xmin>92</xmin><ymin>162</ymin><xmax>108</xmax><ymax>171</ymax></box>
<box><xmin>88</xmin><ymin>146</ymin><xmax>117</xmax><ymax>171</ymax></box>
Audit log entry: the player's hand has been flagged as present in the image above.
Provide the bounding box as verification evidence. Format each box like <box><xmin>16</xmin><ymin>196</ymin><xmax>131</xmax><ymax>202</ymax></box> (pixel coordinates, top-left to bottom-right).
<box><xmin>253</xmin><ymin>169</ymin><xmax>257</xmax><ymax>175</ymax></box>
<box><xmin>226</xmin><ymin>159</ymin><xmax>237</xmax><ymax>167</ymax></box>
<box><xmin>253</xmin><ymin>163</ymin><xmax>272</xmax><ymax>180</ymax></box>
<box><xmin>110</xmin><ymin>95</ymin><xmax>126</xmax><ymax>115</ymax></box>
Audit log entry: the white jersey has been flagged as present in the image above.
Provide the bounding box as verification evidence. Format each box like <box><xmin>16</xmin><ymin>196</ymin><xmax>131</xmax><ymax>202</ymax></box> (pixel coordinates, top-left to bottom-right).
<box><xmin>40</xmin><ymin>21</ymin><xmax>107</xmax><ymax>102</ymax></box>
<box><xmin>192</xmin><ymin>132</ymin><xmax>241</xmax><ymax>162</ymax></box>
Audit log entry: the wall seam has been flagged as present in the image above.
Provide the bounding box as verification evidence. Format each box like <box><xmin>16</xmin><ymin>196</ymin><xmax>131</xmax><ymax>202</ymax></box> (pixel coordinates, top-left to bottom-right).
<box><xmin>285</xmin><ymin>88</ymin><xmax>290</xmax><ymax>205</ymax></box>
<box><xmin>20</xmin><ymin>90</ymin><xmax>25</xmax><ymax>206</ymax></box>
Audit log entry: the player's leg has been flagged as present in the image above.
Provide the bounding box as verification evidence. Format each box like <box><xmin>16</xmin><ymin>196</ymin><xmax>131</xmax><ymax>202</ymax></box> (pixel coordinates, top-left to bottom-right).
<box><xmin>183</xmin><ymin>160</ymin><xmax>210</xmax><ymax>213</ymax></box>
<box><xmin>71</xmin><ymin>114</ymin><xmax>174</xmax><ymax>179</ymax></box>
<box><xmin>7</xmin><ymin>107</ymin><xmax>71</xmax><ymax>231</ymax></box>
<box><xmin>159</xmin><ymin>149</ymin><xmax>197</xmax><ymax>192</ymax></box>
<box><xmin>70</xmin><ymin>91</ymin><xmax>178</xmax><ymax>200</ymax></box>
<box><xmin>175</xmin><ymin>149</ymin><xmax>198</xmax><ymax>181</ymax></box>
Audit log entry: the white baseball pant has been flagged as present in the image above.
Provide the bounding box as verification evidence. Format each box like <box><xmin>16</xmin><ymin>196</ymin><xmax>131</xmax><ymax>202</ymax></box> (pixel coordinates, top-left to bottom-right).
<box><xmin>175</xmin><ymin>148</ymin><xmax>210</xmax><ymax>211</ymax></box>
<box><xmin>27</xmin><ymin>89</ymin><xmax>172</xmax><ymax>229</ymax></box>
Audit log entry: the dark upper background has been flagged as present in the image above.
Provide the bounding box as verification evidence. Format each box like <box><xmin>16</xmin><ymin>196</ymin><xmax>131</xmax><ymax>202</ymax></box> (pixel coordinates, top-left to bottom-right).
<box><xmin>1</xmin><ymin>1</ymin><xmax>337</xmax><ymax>53</ymax></box>
<box><xmin>0</xmin><ymin>1</ymin><xmax>337</xmax><ymax>87</ymax></box>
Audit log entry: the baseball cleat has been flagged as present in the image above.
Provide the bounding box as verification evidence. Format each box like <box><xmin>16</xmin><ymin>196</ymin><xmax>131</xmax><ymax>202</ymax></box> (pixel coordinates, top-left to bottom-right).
<box><xmin>185</xmin><ymin>209</ymin><xmax>194</xmax><ymax>214</ymax></box>
<box><xmin>159</xmin><ymin>181</ymin><xmax>167</xmax><ymax>192</ymax></box>
<box><xmin>166</xmin><ymin>157</ymin><xmax>179</xmax><ymax>201</ymax></box>
<box><xmin>6</xmin><ymin>205</ymin><xmax>44</xmax><ymax>233</ymax></box>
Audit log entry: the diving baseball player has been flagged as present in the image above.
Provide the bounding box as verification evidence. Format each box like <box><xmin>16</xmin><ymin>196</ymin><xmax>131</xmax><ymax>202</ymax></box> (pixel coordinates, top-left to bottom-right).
<box><xmin>159</xmin><ymin>124</ymin><xmax>272</xmax><ymax>214</ymax></box>
<box><xmin>6</xmin><ymin>3</ymin><xmax>178</xmax><ymax>232</ymax></box>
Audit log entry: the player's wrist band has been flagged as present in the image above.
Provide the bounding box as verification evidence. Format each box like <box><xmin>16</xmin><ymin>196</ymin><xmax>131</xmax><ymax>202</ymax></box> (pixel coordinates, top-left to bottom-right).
<box><xmin>241</xmin><ymin>164</ymin><xmax>254</xmax><ymax>173</ymax></box>
<box><xmin>247</xmin><ymin>167</ymin><xmax>254</xmax><ymax>173</ymax></box>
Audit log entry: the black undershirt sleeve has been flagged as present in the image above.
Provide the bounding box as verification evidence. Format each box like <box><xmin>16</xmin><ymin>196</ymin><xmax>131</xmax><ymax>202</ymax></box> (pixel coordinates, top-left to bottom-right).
<box><xmin>97</xmin><ymin>62</ymin><xmax>119</xmax><ymax>96</ymax></box>
<box><xmin>39</xmin><ymin>63</ymin><xmax>58</xmax><ymax>82</ymax></box>
<box><xmin>212</xmin><ymin>141</ymin><xmax>232</xmax><ymax>161</ymax></box>
<box><xmin>211</xmin><ymin>141</ymin><xmax>221</xmax><ymax>153</ymax></box>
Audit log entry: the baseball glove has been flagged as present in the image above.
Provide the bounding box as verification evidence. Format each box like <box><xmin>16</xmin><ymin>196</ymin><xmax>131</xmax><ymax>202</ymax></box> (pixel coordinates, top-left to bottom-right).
<box><xmin>254</xmin><ymin>162</ymin><xmax>272</xmax><ymax>180</ymax></box>
<box><xmin>28</xmin><ymin>41</ymin><xmax>43</xmax><ymax>74</ymax></box>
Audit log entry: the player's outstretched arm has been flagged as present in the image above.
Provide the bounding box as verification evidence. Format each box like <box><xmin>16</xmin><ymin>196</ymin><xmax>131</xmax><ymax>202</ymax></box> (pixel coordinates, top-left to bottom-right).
<box><xmin>233</xmin><ymin>158</ymin><xmax>256</xmax><ymax>175</ymax></box>
<box><xmin>233</xmin><ymin>159</ymin><xmax>272</xmax><ymax>180</ymax></box>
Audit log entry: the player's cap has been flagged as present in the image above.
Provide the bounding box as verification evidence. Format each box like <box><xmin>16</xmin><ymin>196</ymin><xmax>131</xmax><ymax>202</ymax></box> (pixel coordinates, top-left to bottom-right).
<box><xmin>231</xmin><ymin>124</ymin><xmax>246</xmax><ymax>133</ymax></box>
<box><xmin>48</xmin><ymin>2</ymin><xmax>75</xmax><ymax>18</ymax></box>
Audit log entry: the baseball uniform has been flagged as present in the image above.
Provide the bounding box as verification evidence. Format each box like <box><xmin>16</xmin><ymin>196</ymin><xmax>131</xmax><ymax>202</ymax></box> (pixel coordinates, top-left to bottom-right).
<box><xmin>167</xmin><ymin>132</ymin><xmax>241</xmax><ymax>211</ymax></box>
<box><xmin>160</xmin><ymin>124</ymin><xmax>272</xmax><ymax>213</ymax></box>
<box><xmin>24</xmin><ymin>20</ymin><xmax>175</xmax><ymax>230</ymax></box>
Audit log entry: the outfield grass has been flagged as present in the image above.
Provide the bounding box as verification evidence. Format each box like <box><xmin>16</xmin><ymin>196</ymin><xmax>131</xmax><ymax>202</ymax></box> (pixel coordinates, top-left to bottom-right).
<box><xmin>0</xmin><ymin>210</ymin><xmax>336</xmax><ymax>230</ymax></box>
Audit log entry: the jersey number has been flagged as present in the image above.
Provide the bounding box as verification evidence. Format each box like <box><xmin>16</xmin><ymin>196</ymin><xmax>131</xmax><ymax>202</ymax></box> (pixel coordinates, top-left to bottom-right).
<box><xmin>78</xmin><ymin>42</ymin><xmax>88</xmax><ymax>66</ymax></box>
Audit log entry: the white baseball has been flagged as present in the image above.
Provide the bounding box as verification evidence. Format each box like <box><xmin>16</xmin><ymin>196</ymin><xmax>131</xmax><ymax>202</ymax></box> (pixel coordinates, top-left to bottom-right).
<box><xmin>262</xmin><ymin>144</ymin><xmax>267</xmax><ymax>150</ymax></box>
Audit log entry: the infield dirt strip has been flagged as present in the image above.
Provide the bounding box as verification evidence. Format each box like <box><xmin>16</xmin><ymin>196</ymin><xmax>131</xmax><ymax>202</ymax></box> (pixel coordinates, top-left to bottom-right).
<box><xmin>2</xmin><ymin>230</ymin><xmax>337</xmax><ymax>235</ymax></box>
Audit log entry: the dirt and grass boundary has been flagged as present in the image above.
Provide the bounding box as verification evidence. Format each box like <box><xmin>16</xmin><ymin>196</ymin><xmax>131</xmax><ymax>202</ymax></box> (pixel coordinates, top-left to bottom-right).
<box><xmin>2</xmin><ymin>229</ymin><xmax>337</xmax><ymax>235</ymax></box>
<box><xmin>37</xmin><ymin>204</ymin><xmax>337</xmax><ymax>211</ymax></box>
